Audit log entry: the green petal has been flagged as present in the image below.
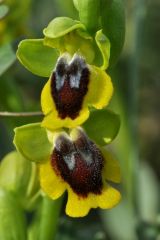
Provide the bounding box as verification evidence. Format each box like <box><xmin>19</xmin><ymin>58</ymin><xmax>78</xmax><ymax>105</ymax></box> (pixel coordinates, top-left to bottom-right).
<box><xmin>83</xmin><ymin>109</ymin><xmax>120</xmax><ymax>146</ymax></box>
<box><xmin>16</xmin><ymin>39</ymin><xmax>59</xmax><ymax>77</ymax></box>
<box><xmin>43</xmin><ymin>17</ymin><xmax>86</xmax><ymax>39</ymax></box>
<box><xmin>95</xmin><ymin>30</ymin><xmax>110</xmax><ymax>70</ymax></box>
<box><xmin>14</xmin><ymin>123</ymin><xmax>52</xmax><ymax>163</ymax></box>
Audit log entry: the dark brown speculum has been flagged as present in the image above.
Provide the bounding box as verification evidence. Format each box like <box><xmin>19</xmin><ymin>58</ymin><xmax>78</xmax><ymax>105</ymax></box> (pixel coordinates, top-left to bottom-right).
<box><xmin>51</xmin><ymin>128</ymin><xmax>104</xmax><ymax>198</ymax></box>
<box><xmin>50</xmin><ymin>54</ymin><xmax>90</xmax><ymax>119</ymax></box>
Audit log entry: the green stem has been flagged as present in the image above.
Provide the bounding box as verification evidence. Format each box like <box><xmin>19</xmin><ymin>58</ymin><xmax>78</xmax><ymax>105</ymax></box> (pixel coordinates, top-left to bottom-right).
<box><xmin>0</xmin><ymin>111</ymin><xmax>43</xmax><ymax>117</ymax></box>
<box><xmin>39</xmin><ymin>196</ymin><xmax>63</xmax><ymax>240</ymax></box>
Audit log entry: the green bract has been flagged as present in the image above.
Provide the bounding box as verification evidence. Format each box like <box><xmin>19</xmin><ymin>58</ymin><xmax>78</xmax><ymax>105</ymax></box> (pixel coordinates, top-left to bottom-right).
<box><xmin>14</xmin><ymin>123</ymin><xmax>52</xmax><ymax>163</ymax></box>
<box><xmin>13</xmin><ymin>109</ymin><xmax>120</xmax><ymax>163</ymax></box>
<box><xmin>100</xmin><ymin>0</ymin><xmax>125</xmax><ymax>67</ymax></box>
<box><xmin>83</xmin><ymin>109</ymin><xmax>120</xmax><ymax>146</ymax></box>
<box><xmin>73</xmin><ymin>0</ymin><xmax>100</xmax><ymax>33</ymax></box>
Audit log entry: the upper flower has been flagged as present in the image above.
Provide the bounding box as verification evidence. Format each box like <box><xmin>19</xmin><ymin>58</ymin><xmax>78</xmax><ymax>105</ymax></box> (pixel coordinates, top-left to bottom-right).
<box><xmin>41</xmin><ymin>53</ymin><xmax>113</xmax><ymax>130</ymax></box>
<box><xmin>39</xmin><ymin>127</ymin><xmax>121</xmax><ymax>217</ymax></box>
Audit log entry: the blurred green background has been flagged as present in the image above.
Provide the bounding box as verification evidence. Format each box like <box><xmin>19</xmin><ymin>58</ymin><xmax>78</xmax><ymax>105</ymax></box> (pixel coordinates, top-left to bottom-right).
<box><xmin>0</xmin><ymin>0</ymin><xmax>160</xmax><ymax>239</ymax></box>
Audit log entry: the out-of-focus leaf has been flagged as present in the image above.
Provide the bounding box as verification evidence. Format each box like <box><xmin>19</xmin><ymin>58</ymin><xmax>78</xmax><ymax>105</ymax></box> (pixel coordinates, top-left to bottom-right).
<box><xmin>43</xmin><ymin>17</ymin><xmax>85</xmax><ymax>38</ymax></box>
<box><xmin>14</xmin><ymin>123</ymin><xmax>52</xmax><ymax>162</ymax></box>
<box><xmin>0</xmin><ymin>188</ymin><xmax>27</xmax><ymax>240</ymax></box>
<box><xmin>0</xmin><ymin>43</ymin><xmax>16</xmax><ymax>76</ymax></box>
<box><xmin>0</xmin><ymin>4</ymin><xmax>9</xmax><ymax>19</ymax></box>
<box><xmin>16</xmin><ymin>39</ymin><xmax>59</xmax><ymax>77</ymax></box>
<box><xmin>138</xmin><ymin>162</ymin><xmax>159</xmax><ymax>222</ymax></box>
<box><xmin>83</xmin><ymin>109</ymin><xmax>120</xmax><ymax>145</ymax></box>
<box><xmin>101</xmin><ymin>199</ymin><xmax>137</xmax><ymax>240</ymax></box>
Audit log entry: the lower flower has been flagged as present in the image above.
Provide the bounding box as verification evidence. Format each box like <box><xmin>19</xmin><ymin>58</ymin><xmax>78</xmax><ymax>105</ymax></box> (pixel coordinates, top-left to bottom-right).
<box><xmin>39</xmin><ymin>127</ymin><xmax>121</xmax><ymax>217</ymax></box>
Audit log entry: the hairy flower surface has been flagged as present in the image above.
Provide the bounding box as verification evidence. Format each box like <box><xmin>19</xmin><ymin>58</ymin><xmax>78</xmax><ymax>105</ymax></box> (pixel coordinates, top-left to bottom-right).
<box><xmin>41</xmin><ymin>53</ymin><xmax>113</xmax><ymax>130</ymax></box>
<box><xmin>39</xmin><ymin>127</ymin><xmax>121</xmax><ymax>217</ymax></box>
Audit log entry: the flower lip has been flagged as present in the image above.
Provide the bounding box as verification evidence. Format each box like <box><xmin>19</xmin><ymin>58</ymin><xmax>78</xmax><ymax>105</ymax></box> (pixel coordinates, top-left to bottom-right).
<box><xmin>51</xmin><ymin>128</ymin><xmax>104</xmax><ymax>198</ymax></box>
<box><xmin>50</xmin><ymin>54</ymin><xmax>90</xmax><ymax>120</ymax></box>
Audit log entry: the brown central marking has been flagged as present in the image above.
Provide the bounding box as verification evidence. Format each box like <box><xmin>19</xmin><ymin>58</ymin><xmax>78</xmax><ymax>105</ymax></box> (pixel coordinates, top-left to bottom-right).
<box><xmin>50</xmin><ymin>55</ymin><xmax>90</xmax><ymax>119</ymax></box>
<box><xmin>51</xmin><ymin>129</ymin><xmax>104</xmax><ymax>198</ymax></box>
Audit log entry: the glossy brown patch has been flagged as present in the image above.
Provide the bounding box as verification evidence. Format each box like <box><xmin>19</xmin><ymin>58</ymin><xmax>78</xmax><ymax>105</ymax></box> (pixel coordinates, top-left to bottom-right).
<box><xmin>51</xmin><ymin>129</ymin><xmax>103</xmax><ymax>198</ymax></box>
<box><xmin>50</xmin><ymin>55</ymin><xmax>90</xmax><ymax>119</ymax></box>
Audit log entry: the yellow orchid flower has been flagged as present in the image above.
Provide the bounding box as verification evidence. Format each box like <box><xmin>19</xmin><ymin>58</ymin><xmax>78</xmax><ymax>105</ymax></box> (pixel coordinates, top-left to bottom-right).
<box><xmin>41</xmin><ymin>53</ymin><xmax>113</xmax><ymax>131</ymax></box>
<box><xmin>39</xmin><ymin>127</ymin><xmax>121</xmax><ymax>217</ymax></box>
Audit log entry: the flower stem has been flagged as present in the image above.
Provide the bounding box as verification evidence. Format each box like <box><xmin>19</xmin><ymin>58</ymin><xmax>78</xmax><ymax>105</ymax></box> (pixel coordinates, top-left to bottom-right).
<box><xmin>39</xmin><ymin>196</ymin><xmax>63</xmax><ymax>240</ymax></box>
<box><xmin>0</xmin><ymin>111</ymin><xmax>43</xmax><ymax>117</ymax></box>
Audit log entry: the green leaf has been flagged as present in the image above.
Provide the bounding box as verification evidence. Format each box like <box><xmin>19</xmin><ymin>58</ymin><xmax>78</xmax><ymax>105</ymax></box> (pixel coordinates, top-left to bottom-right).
<box><xmin>0</xmin><ymin>4</ymin><xmax>9</xmax><ymax>19</ymax></box>
<box><xmin>16</xmin><ymin>39</ymin><xmax>59</xmax><ymax>77</ymax></box>
<box><xmin>0</xmin><ymin>43</ymin><xmax>16</xmax><ymax>76</ymax></box>
<box><xmin>101</xmin><ymin>0</ymin><xmax>125</xmax><ymax>67</ymax></box>
<box><xmin>83</xmin><ymin>109</ymin><xmax>120</xmax><ymax>146</ymax></box>
<box><xmin>14</xmin><ymin>123</ymin><xmax>52</xmax><ymax>163</ymax></box>
<box><xmin>43</xmin><ymin>17</ymin><xmax>86</xmax><ymax>39</ymax></box>
<box><xmin>0</xmin><ymin>188</ymin><xmax>27</xmax><ymax>240</ymax></box>
<box><xmin>95</xmin><ymin>30</ymin><xmax>110</xmax><ymax>70</ymax></box>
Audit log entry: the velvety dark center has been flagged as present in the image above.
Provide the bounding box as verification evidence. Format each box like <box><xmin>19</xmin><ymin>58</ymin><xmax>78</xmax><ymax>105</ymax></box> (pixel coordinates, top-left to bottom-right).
<box><xmin>51</xmin><ymin>130</ymin><xmax>103</xmax><ymax>198</ymax></box>
<box><xmin>51</xmin><ymin>55</ymin><xmax>90</xmax><ymax>119</ymax></box>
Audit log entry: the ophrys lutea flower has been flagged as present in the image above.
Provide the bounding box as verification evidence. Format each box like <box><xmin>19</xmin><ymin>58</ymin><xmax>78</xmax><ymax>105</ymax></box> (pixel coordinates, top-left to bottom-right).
<box><xmin>41</xmin><ymin>53</ymin><xmax>113</xmax><ymax>130</ymax></box>
<box><xmin>39</xmin><ymin>127</ymin><xmax>121</xmax><ymax>217</ymax></box>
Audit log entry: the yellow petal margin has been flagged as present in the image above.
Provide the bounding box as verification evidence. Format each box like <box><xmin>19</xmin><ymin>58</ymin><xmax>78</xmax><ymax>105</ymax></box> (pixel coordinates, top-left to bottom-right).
<box><xmin>41</xmin><ymin>79</ymin><xmax>54</xmax><ymax>115</ymax></box>
<box><xmin>39</xmin><ymin>160</ymin><xmax>66</xmax><ymax>199</ymax></box>
<box><xmin>41</xmin><ymin>107</ymin><xmax>89</xmax><ymax>131</ymax></box>
<box><xmin>66</xmin><ymin>183</ymin><xmax>121</xmax><ymax>217</ymax></box>
<box><xmin>86</xmin><ymin>66</ymin><xmax>113</xmax><ymax>109</ymax></box>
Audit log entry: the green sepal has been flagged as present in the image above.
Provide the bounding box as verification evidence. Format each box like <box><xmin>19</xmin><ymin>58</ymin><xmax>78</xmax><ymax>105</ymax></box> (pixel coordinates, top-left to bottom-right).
<box><xmin>83</xmin><ymin>109</ymin><xmax>120</xmax><ymax>146</ymax></box>
<box><xmin>43</xmin><ymin>17</ymin><xmax>86</xmax><ymax>39</ymax></box>
<box><xmin>14</xmin><ymin>123</ymin><xmax>52</xmax><ymax>163</ymax></box>
<box><xmin>0</xmin><ymin>188</ymin><xmax>27</xmax><ymax>240</ymax></box>
<box><xmin>95</xmin><ymin>29</ymin><xmax>110</xmax><ymax>70</ymax></box>
<box><xmin>101</xmin><ymin>0</ymin><xmax>125</xmax><ymax>67</ymax></box>
<box><xmin>16</xmin><ymin>39</ymin><xmax>59</xmax><ymax>77</ymax></box>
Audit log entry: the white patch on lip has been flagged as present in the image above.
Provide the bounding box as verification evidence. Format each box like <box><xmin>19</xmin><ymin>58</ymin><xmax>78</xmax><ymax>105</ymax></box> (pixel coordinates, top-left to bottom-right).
<box><xmin>69</xmin><ymin>72</ymin><xmax>81</xmax><ymax>88</ymax></box>
<box><xmin>54</xmin><ymin>53</ymin><xmax>88</xmax><ymax>90</ymax></box>
<box><xmin>69</xmin><ymin>53</ymin><xmax>87</xmax><ymax>89</ymax></box>
<box><xmin>55</xmin><ymin>72</ymin><xmax>66</xmax><ymax>90</ymax></box>
<box><xmin>80</xmin><ymin>150</ymin><xmax>93</xmax><ymax>165</ymax></box>
<box><xmin>64</xmin><ymin>153</ymin><xmax>76</xmax><ymax>171</ymax></box>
